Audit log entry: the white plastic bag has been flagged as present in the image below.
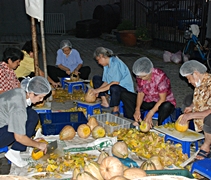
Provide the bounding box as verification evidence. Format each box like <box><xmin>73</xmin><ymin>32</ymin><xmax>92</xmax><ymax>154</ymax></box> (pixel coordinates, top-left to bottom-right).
<box><xmin>183</xmin><ymin>54</ymin><xmax>189</xmax><ymax>62</ymax></box>
<box><xmin>163</xmin><ymin>51</ymin><xmax>172</xmax><ymax>62</ymax></box>
<box><xmin>171</xmin><ymin>50</ymin><xmax>182</xmax><ymax>64</ymax></box>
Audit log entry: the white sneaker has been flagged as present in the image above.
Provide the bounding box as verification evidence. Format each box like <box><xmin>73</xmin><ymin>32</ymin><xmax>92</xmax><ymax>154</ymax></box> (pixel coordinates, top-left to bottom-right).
<box><xmin>5</xmin><ymin>149</ymin><xmax>28</xmax><ymax>167</ymax></box>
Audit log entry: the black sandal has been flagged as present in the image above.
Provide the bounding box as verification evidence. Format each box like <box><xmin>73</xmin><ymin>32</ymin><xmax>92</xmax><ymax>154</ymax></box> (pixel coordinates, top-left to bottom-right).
<box><xmin>196</xmin><ymin>149</ymin><xmax>211</xmax><ymax>160</ymax></box>
<box><xmin>111</xmin><ymin>111</ymin><xmax>120</xmax><ymax>116</ymax></box>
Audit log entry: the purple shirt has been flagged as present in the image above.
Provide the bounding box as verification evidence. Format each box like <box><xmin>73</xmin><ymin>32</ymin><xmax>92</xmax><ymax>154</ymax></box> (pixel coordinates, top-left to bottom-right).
<box><xmin>56</xmin><ymin>49</ymin><xmax>83</xmax><ymax>72</ymax></box>
<box><xmin>136</xmin><ymin>68</ymin><xmax>176</xmax><ymax>107</ymax></box>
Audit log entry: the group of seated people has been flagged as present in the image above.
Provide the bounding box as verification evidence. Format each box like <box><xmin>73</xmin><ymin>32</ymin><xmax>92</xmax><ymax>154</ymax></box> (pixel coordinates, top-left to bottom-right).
<box><xmin>0</xmin><ymin>39</ymin><xmax>210</xmax><ymax>166</ymax></box>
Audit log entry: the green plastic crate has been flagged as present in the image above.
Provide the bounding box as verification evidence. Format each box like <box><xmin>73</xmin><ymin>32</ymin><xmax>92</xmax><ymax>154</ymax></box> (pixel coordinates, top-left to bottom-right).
<box><xmin>145</xmin><ymin>169</ymin><xmax>194</xmax><ymax>178</ymax></box>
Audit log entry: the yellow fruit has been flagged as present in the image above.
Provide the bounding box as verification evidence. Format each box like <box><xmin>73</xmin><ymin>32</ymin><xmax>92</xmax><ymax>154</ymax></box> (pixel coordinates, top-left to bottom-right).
<box><xmin>92</xmin><ymin>126</ymin><xmax>106</xmax><ymax>139</ymax></box>
<box><xmin>112</xmin><ymin>141</ymin><xmax>128</xmax><ymax>159</ymax></box>
<box><xmin>90</xmin><ymin>80</ymin><xmax>93</xmax><ymax>87</ymax></box>
<box><xmin>85</xmin><ymin>89</ymin><xmax>97</xmax><ymax>103</ymax></box>
<box><xmin>87</xmin><ymin>116</ymin><xmax>98</xmax><ymax>131</ymax></box>
<box><xmin>59</xmin><ymin>125</ymin><xmax>76</xmax><ymax>140</ymax></box>
<box><xmin>31</xmin><ymin>139</ymin><xmax>48</xmax><ymax>160</ymax></box>
<box><xmin>139</xmin><ymin>121</ymin><xmax>150</xmax><ymax>133</ymax></box>
<box><xmin>77</xmin><ymin>124</ymin><xmax>91</xmax><ymax>138</ymax></box>
<box><xmin>70</xmin><ymin>73</ymin><xmax>79</xmax><ymax>82</ymax></box>
<box><xmin>175</xmin><ymin>115</ymin><xmax>188</xmax><ymax>132</ymax></box>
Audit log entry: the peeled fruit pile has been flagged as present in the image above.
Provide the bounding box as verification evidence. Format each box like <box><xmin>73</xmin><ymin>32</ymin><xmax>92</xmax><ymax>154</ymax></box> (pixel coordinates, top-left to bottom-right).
<box><xmin>100</xmin><ymin>156</ymin><xmax>124</xmax><ymax>180</ymax></box>
<box><xmin>31</xmin><ymin>152</ymin><xmax>97</xmax><ymax>174</ymax></box>
<box><xmin>123</xmin><ymin>168</ymin><xmax>147</xmax><ymax>180</ymax></box>
<box><xmin>87</xmin><ymin>116</ymin><xmax>98</xmax><ymax>131</ymax></box>
<box><xmin>77</xmin><ymin>124</ymin><xmax>91</xmax><ymax>138</ymax></box>
<box><xmin>112</xmin><ymin>128</ymin><xmax>188</xmax><ymax>167</ymax></box>
<box><xmin>84</xmin><ymin>89</ymin><xmax>96</xmax><ymax>103</ymax></box>
<box><xmin>112</xmin><ymin>141</ymin><xmax>128</xmax><ymax>159</ymax></box>
<box><xmin>175</xmin><ymin>114</ymin><xmax>189</xmax><ymax>132</ymax></box>
<box><xmin>139</xmin><ymin>121</ymin><xmax>150</xmax><ymax>133</ymax></box>
<box><xmin>59</xmin><ymin>125</ymin><xmax>76</xmax><ymax>140</ymax></box>
<box><xmin>92</xmin><ymin>126</ymin><xmax>106</xmax><ymax>139</ymax></box>
<box><xmin>53</xmin><ymin>88</ymin><xmax>85</xmax><ymax>103</ymax></box>
<box><xmin>105</xmin><ymin>121</ymin><xmax>118</xmax><ymax>126</ymax></box>
<box><xmin>163</xmin><ymin>122</ymin><xmax>175</xmax><ymax>128</ymax></box>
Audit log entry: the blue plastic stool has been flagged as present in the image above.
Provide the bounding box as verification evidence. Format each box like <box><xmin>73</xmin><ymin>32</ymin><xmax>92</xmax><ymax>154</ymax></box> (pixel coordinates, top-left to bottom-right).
<box><xmin>191</xmin><ymin>158</ymin><xmax>211</xmax><ymax>179</ymax></box>
<box><xmin>165</xmin><ymin>135</ymin><xmax>199</xmax><ymax>157</ymax></box>
<box><xmin>143</xmin><ymin>111</ymin><xmax>172</xmax><ymax>125</ymax></box>
<box><xmin>119</xmin><ymin>101</ymin><xmax>124</xmax><ymax>115</ymax></box>
<box><xmin>77</xmin><ymin>102</ymin><xmax>102</xmax><ymax>118</ymax></box>
<box><xmin>63</xmin><ymin>81</ymin><xmax>86</xmax><ymax>93</ymax></box>
<box><xmin>0</xmin><ymin>146</ymin><xmax>10</xmax><ymax>164</ymax></box>
<box><xmin>61</xmin><ymin>77</ymin><xmax>69</xmax><ymax>88</ymax></box>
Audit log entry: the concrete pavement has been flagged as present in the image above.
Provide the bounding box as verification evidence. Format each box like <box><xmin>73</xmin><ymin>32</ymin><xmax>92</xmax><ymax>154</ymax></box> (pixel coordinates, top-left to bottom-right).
<box><xmin>0</xmin><ymin>33</ymin><xmax>194</xmax><ymax>107</ymax></box>
<box><xmin>0</xmin><ymin>33</ymin><xmax>193</xmax><ymax>174</ymax></box>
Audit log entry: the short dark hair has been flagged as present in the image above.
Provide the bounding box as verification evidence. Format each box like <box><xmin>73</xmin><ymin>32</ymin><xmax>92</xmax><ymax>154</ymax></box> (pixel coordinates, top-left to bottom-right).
<box><xmin>22</xmin><ymin>40</ymin><xmax>40</xmax><ymax>54</ymax></box>
<box><xmin>2</xmin><ymin>47</ymin><xmax>24</xmax><ymax>63</ymax></box>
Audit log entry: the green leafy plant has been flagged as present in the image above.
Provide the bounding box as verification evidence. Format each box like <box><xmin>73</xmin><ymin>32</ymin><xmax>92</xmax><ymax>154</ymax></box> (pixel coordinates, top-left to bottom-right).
<box><xmin>117</xmin><ymin>20</ymin><xmax>134</xmax><ymax>31</ymax></box>
<box><xmin>135</xmin><ymin>26</ymin><xmax>151</xmax><ymax>40</ymax></box>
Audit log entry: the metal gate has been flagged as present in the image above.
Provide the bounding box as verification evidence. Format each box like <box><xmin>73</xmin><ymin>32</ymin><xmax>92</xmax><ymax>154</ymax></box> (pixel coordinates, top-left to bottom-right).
<box><xmin>120</xmin><ymin>0</ymin><xmax>208</xmax><ymax>51</ymax></box>
<box><xmin>37</xmin><ymin>13</ymin><xmax>66</xmax><ymax>35</ymax></box>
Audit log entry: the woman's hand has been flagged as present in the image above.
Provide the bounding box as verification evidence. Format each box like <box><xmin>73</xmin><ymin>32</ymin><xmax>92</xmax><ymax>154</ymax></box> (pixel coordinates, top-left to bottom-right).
<box><xmin>184</xmin><ymin>106</ymin><xmax>193</xmax><ymax>114</ymax></box>
<box><xmin>37</xmin><ymin>142</ymin><xmax>48</xmax><ymax>154</ymax></box>
<box><xmin>144</xmin><ymin>110</ymin><xmax>154</xmax><ymax>128</ymax></box>
<box><xmin>73</xmin><ymin>70</ymin><xmax>80</xmax><ymax>75</ymax></box>
<box><xmin>133</xmin><ymin>110</ymin><xmax>142</xmax><ymax>122</ymax></box>
<box><xmin>179</xmin><ymin>113</ymin><xmax>191</xmax><ymax>125</ymax></box>
<box><xmin>144</xmin><ymin>118</ymin><xmax>153</xmax><ymax>128</ymax></box>
<box><xmin>88</xmin><ymin>88</ymin><xmax>98</xmax><ymax>96</ymax></box>
<box><xmin>66</xmin><ymin>70</ymin><xmax>71</xmax><ymax>75</ymax></box>
<box><xmin>51</xmin><ymin>81</ymin><xmax>61</xmax><ymax>88</ymax></box>
<box><xmin>34</xmin><ymin>138</ymin><xmax>48</xmax><ymax>153</ymax></box>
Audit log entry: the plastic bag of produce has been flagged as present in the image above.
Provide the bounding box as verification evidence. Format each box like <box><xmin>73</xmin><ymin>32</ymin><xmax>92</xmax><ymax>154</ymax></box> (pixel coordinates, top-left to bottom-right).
<box><xmin>163</xmin><ymin>51</ymin><xmax>172</xmax><ymax>62</ymax></box>
<box><xmin>171</xmin><ymin>50</ymin><xmax>182</xmax><ymax>64</ymax></box>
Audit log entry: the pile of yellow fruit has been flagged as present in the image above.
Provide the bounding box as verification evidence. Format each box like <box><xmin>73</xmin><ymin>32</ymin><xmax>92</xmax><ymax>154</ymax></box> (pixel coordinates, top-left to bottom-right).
<box><xmin>105</xmin><ymin>121</ymin><xmax>119</xmax><ymax>126</ymax></box>
<box><xmin>163</xmin><ymin>122</ymin><xmax>175</xmax><ymax>128</ymax></box>
<box><xmin>29</xmin><ymin>152</ymin><xmax>97</xmax><ymax>176</ymax></box>
<box><xmin>112</xmin><ymin>128</ymin><xmax>188</xmax><ymax>167</ymax></box>
<box><xmin>53</xmin><ymin>89</ymin><xmax>85</xmax><ymax>103</ymax></box>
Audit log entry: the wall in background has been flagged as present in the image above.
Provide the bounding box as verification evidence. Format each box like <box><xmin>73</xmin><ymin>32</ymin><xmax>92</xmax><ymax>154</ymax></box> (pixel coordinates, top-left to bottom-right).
<box><xmin>0</xmin><ymin>0</ymin><xmax>119</xmax><ymax>35</ymax></box>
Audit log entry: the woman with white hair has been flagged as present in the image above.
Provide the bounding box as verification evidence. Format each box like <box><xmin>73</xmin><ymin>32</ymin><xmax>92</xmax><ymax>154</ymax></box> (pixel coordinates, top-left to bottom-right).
<box><xmin>121</xmin><ymin>57</ymin><xmax>176</xmax><ymax>126</ymax></box>
<box><xmin>0</xmin><ymin>76</ymin><xmax>51</xmax><ymax>167</ymax></box>
<box><xmin>91</xmin><ymin>47</ymin><xmax>134</xmax><ymax>116</ymax></box>
<box><xmin>47</xmin><ymin>40</ymin><xmax>91</xmax><ymax>82</ymax></box>
<box><xmin>180</xmin><ymin>60</ymin><xmax>211</xmax><ymax>159</ymax></box>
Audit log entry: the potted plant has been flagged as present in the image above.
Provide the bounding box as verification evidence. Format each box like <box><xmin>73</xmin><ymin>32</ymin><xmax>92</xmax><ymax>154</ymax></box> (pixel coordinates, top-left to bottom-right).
<box><xmin>116</xmin><ymin>20</ymin><xmax>137</xmax><ymax>47</ymax></box>
<box><xmin>135</xmin><ymin>26</ymin><xmax>152</xmax><ymax>49</ymax></box>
